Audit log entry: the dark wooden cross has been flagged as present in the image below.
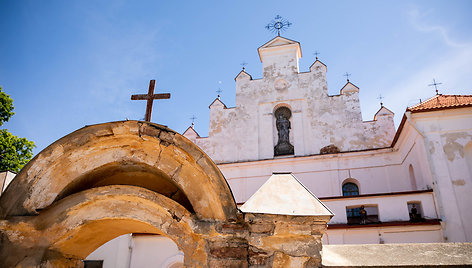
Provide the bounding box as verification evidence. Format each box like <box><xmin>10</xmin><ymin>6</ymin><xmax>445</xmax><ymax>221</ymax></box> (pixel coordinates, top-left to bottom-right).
<box><xmin>428</xmin><ymin>78</ymin><xmax>442</xmax><ymax>95</ymax></box>
<box><xmin>131</xmin><ymin>80</ymin><xmax>170</xmax><ymax>122</ymax></box>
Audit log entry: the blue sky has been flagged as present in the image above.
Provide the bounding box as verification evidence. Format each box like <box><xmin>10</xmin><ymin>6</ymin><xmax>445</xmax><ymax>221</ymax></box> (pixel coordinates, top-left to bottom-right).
<box><xmin>1</xmin><ymin>0</ymin><xmax>471</xmax><ymax>155</ymax></box>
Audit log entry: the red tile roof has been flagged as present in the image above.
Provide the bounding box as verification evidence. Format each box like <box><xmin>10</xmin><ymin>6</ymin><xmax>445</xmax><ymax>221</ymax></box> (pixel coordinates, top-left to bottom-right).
<box><xmin>407</xmin><ymin>94</ymin><xmax>472</xmax><ymax>113</ymax></box>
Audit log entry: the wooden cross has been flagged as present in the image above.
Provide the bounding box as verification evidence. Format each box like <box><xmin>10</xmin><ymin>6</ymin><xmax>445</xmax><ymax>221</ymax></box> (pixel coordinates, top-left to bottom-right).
<box><xmin>131</xmin><ymin>80</ymin><xmax>170</xmax><ymax>122</ymax></box>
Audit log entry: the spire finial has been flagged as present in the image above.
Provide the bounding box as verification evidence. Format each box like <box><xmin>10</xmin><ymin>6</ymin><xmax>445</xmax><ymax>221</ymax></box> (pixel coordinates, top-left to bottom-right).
<box><xmin>377</xmin><ymin>94</ymin><xmax>384</xmax><ymax>107</ymax></box>
<box><xmin>344</xmin><ymin>72</ymin><xmax>351</xmax><ymax>82</ymax></box>
<box><xmin>428</xmin><ymin>78</ymin><xmax>442</xmax><ymax>95</ymax></box>
<box><xmin>265</xmin><ymin>15</ymin><xmax>292</xmax><ymax>36</ymax></box>
<box><xmin>313</xmin><ymin>51</ymin><xmax>320</xmax><ymax>60</ymax></box>
<box><xmin>217</xmin><ymin>81</ymin><xmax>223</xmax><ymax>99</ymax></box>
<box><xmin>241</xmin><ymin>61</ymin><xmax>248</xmax><ymax>71</ymax></box>
<box><xmin>190</xmin><ymin>115</ymin><xmax>197</xmax><ymax>128</ymax></box>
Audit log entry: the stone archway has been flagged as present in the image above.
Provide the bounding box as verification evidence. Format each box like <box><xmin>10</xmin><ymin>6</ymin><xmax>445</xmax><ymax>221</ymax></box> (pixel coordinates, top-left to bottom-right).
<box><xmin>0</xmin><ymin>120</ymin><xmax>331</xmax><ymax>267</ymax></box>
<box><xmin>0</xmin><ymin>121</ymin><xmax>240</xmax><ymax>267</ymax></box>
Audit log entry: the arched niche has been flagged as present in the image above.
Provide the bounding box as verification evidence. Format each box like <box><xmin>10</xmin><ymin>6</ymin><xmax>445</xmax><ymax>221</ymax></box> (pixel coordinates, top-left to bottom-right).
<box><xmin>273</xmin><ymin>105</ymin><xmax>294</xmax><ymax>156</ymax></box>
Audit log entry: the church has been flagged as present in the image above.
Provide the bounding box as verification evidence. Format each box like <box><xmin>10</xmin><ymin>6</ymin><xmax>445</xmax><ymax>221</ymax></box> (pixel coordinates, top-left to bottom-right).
<box><xmin>85</xmin><ymin>34</ymin><xmax>472</xmax><ymax>266</ymax></box>
<box><xmin>1</xmin><ymin>34</ymin><xmax>471</xmax><ymax>267</ymax></box>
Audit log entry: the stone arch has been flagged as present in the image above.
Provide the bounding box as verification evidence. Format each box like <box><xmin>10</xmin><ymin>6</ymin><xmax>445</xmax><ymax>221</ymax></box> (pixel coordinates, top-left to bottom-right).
<box><xmin>0</xmin><ymin>121</ymin><xmax>237</xmax><ymax>221</ymax></box>
<box><xmin>1</xmin><ymin>186</ymin><xmax>208</xmax><ymax>267</ymax></box>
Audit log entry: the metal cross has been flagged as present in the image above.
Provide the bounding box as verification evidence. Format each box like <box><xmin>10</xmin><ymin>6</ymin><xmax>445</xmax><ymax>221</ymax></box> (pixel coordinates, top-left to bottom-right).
<box><xmin>190</xmin><ymin>115</ymin><xmax>197</xmax><ymax>128</ymax></box>
<box><xmin>216</xmin><ymin>88</ymin><xmax>223</xmax><ymax>99</ymax></box>
<box><xmin>377</xmin><ymin>94</ymin><xmax>384</xmax><ymax>106</ymax></box>
<box><xmin>241</xmin><ymin>61</ymin><xmax>248</xmax><ymax>70</ymax></box>
<box><xmin>313</xmin><ymin>51</ymin><xmax>320</xmax><ymax>60</ymax></box>
<box><xmin>265</xmin><ymin>15</ymin><xmax>292</xmax><ymax>36</ymax></box>
<box><xmin>344</xmin><ymin>72</ymin><xmax>351</xmax><ymax>82</ymax></box>
<box><xmin>131</xmin><ymin>80</ymin><xmax>170</xmax><ymax>122</ymax></box>
<box><xmin>428</xmin><ymin>79</ymin><xmax>442</xmax><ymax>95</ymax></box>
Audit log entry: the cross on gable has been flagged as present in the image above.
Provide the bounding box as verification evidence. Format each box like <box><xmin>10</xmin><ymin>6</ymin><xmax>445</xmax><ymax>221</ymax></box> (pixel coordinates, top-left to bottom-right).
<box><xmin>131</xmin><ymin>80</ymin><xmax>170</xmax><ymax>122</ymax></box>
<box><xmin>344</xmin><ymin>72</ymin><xmax>351</xmax><ymax>82</ymax></box>
<box><xmin>428</xmin><ymin>78</ymin><xmax>442</xmax><ymax>95</ymax></box>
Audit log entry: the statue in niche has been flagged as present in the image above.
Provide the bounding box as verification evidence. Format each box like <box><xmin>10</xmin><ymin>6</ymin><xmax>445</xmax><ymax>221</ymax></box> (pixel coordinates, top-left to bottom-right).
<box><xmin>274</xmin><ymin>107</ymin><xmax>294</xmax><ymax>156</ymax></box>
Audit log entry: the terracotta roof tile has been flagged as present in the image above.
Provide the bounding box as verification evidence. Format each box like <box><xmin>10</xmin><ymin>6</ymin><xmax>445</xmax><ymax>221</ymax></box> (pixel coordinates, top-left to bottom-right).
<box><xmin>407</xmin><ymin>94</ymin><xmax>472</xmax><ymax>112</ymax></box>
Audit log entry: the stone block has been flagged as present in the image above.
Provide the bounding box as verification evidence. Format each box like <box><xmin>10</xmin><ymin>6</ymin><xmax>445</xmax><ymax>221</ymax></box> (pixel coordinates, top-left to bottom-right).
<box><xmin>272</xmin><ymin>252</ymin><xmax>310</xmax><ymax>268</ymax></box>
<box><xmin>208</xmin><ymin>258</ymin><xmax>248</xmax><ymax>268</ymax></box>
<box><xmin>248</xmin><ymin>246</ymin><xmax>272</xmax><ymax>266</ymax></box>
<box><xmin>249</xmin><ymin>222</ymin><xmax>275</xmax><ymax>234</ymax></box>
<box><xmin>209</xmin><ymin>239</ymin><xmax>248</xmax><ymax>260</ymax></box>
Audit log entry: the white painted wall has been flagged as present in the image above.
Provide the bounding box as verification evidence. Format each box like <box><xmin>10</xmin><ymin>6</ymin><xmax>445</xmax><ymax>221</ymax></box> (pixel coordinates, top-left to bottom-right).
<box><xmin>185</xmin><ymin>36</ymin><xmax>395</xmax><ymax>163</ymax></box>
<box><xmin>87</xmin><ymin>234</ymin><xmax>183</xmax><ymax>268</ymax></box>
<box><xmin>324</xmin><ymin>225</ymin><xmax>443</xmax><ymax>245</ymax></box>
<box><xmin>408</xmin><ymin>107</ymin><xmax>472</xmax><ymax>242</ymax></box>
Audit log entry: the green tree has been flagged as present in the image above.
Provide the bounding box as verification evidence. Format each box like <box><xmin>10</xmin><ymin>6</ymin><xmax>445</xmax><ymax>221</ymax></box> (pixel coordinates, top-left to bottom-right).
<box><xmin>0</xmin><ymin>86</ymin><xmax>35</xmax><ymax>173</ymax></box>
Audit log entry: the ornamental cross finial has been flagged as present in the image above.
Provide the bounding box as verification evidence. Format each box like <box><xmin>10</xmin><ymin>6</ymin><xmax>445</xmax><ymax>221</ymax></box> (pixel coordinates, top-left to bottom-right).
<box><xmin>377</xmin><ymin>94</ymin><xmax>384</xmax><ymax>107</ymax></box>
<box><xmin>216</xmin><ymin>88</ymin><xmax>223</xmax><ymax>99</ymax></box>
<box><xmin>131</xmin><ymin>80</ymin><xmax>170</xmax><ymax>122</ymax></box>
<box><xmin>190</xmin><ymin>115</ymin><xmax>197</xmax><ymax>128</ymax></box>
<box><xmin>428</xmin><ymin>78</ymin><xmax>442</xmax><ymax>95</ymax></box>
<box><xmin>241</xmin><ymin>61</ymin><xmax>248</xmax><ymax>70</ymax></box>
<box><xmin>344</xmin><ymin>72</ymin><xmax>351</xmax><ymax>82</ymax></box>
<box><xmin>265</xmin><ymin>15</ymin><xmax>292</xmax><ymax>36</ymax></box>
<box><xmin>313</xmin><ymin>51</ymin><xmax>320</xmax><ymax>60</ymax></box>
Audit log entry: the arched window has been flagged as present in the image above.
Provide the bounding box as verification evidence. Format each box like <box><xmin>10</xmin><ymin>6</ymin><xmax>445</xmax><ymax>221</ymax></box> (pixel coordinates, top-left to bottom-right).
<box><xmin>342</xmin><ymin>182</ymin><xmax>359</xmax><ymax>196</ymax></box>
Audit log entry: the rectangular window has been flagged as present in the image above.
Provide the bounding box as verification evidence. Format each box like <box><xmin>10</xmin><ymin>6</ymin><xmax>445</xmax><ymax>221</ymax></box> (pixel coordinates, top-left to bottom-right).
<box><xmin>346</xmin><ymin>205</ymin><xmax>379</xmax><ymax>225</ymax></box>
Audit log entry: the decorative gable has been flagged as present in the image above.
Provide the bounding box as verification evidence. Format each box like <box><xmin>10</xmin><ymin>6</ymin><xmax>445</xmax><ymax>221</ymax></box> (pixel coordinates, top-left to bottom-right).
<box><xmin>257</xmin><ymin>36</ymin><xmax>302</xmax><ymax>62</ymax></box>
<box><xmin>374</xmin><ymin>106</ymin><xmax>394</xmax><ymax>120</ymax></box>
<box><xmin>340</xmin><ymin>81</ymin><xmax>359</xmax><ymax>94</ymax></box>
<box><xmin>310</xmin><ymin>60</ymin><xmax>327</xmax><ymax>72</ymax></box>
<box><xmin>234</xmin><ymin>69</ymin><xmax>252</xmax><ymax>81</ymax></box>
<box><xmin>209</xmin><ymin>98</ymin><xmax>227</xmax><ymax>109</ymax></box>
<box><xmin>183</xmin><ymin>126</ymin><xmax>200</xmax><ymax>139</ymax></box>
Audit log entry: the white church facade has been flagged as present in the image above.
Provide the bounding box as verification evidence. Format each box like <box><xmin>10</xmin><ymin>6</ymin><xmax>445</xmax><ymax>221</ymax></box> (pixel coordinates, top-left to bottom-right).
<box><xmin>2</xmin><ymin>36</ymin><xmax>471</xmax><ymax>267</ymax></box>
<box><xmin>183</xmin><ymin>36</ymin><xmax>472</xmax><ymax>246</ymax></box>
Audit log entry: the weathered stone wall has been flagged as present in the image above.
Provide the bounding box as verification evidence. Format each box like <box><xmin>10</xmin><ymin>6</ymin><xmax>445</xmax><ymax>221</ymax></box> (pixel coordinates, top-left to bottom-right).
<box><xmin>187</xmin><ymin>37</ymin><xmax>395</xmax><ymax>163</ymax></box>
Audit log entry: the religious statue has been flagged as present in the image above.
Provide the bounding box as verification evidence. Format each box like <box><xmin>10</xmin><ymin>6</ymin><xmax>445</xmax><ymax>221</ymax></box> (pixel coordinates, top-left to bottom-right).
<box><xmin>276</xmin><ymin>114</ymin><xmax>290</xmax><ymax>143</ymax></box>
<box><xmin>409</xmin><ymin>204</ymin><xmax>421</xmax><ymax>222</ymax></box>
<box><xmin>274</xmin><ymin>107</ymin><xmax>294</xmax><ymax>156</ymax></box>
<box><xmin>359</xmin><ymin>206</ymin><xmax>367</xmax><ymax>224</ymax></box>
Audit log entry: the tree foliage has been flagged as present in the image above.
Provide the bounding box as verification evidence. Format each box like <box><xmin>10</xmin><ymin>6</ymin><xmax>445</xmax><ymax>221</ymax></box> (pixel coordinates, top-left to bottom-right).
<box><xmin>0</xmin><ymin>86</ymin><xmax>14</xmax><ymax>126</ymax></box>
<box><xmin>0</xmin><ymin>86</ymin><xmax>35</xmax><ymax>173</ymax></box>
